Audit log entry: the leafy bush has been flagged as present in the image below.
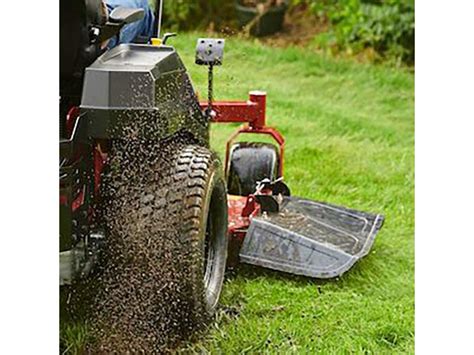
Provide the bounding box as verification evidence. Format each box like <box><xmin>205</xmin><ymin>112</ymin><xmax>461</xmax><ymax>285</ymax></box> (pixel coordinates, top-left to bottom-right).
<box><xmin>151</xmin><ymin>0</ymin><xmax>414</xmax><ymax>65</ymax></box>
<box><xmin>158</xmin><ymin>0</ymin><xmax>235</xmax><ymax>31</ymax></box>
<box><xmin>304</xmin><ymin>0</ymin><xmax>414</xmax><ymax>64</ymax></box>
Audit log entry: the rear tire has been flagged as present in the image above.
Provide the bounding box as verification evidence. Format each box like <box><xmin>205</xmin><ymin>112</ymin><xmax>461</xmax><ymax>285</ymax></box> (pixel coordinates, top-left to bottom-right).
<box><xmin>97</xmin><ymin>143</ymin><xmax>228</xmax><ymax>351</ymax></box>
<box><xmin>173</xmin><ymin>145</ymin><xmax>228</xmax><ymax>316</ymax></box>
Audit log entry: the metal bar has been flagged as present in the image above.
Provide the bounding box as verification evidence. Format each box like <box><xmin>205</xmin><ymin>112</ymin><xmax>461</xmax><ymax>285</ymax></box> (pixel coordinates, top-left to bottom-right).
<box><xmin>207</xmin><ymin>64</ymin><xmax>213</xmax><ymax>118</ymax></box>
<box><xmin>156</xmin><ymin>0</ymin><xmax>163</xmax><ymax>38</ymax></box>
<box><xmin>201</xmin><ymin>101</ymin><xmax>258</xmax><ymax>123</ymax></box>
<box><xmin>248</xmin><ymin>91</ymin><xmax>266</xmax><ymax>128</ymax></box>
<box><xmin>204</xmin><ymin>91</ymin><xmax>286</xmax><ymax>177</ymax></box>
<box><xmin>200</xmin><ymin>91</ymin><xmax>266</xmax><ymax>124</ymax></box>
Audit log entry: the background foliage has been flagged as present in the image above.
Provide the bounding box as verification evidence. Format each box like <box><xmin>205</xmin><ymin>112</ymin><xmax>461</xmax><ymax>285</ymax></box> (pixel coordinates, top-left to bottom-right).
<box><xmin>153</xmin><ymin>0</ymin><xmax>414</xmax><ymax>65</ymax></box>
<box><xmin>306</xmin><ymin>0</ymin><xmax>414</xmax><ymax>64</ymax></box>
<box><xmin>159</xmin><ymin>0</ymin><xmax>235</xmax><ymax>31</ymax></box>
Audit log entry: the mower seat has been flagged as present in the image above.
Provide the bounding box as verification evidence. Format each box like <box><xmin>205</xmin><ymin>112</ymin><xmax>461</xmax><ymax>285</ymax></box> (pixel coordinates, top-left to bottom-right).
<box><xmin>60</xmin><ymin>0</ymin><xmax>106</xmax><ymax>80</ymax></box>
<box><xmin>60</xmin><ymin>0</ymin><xmax>146</xmax><ymax>82</ymax></box>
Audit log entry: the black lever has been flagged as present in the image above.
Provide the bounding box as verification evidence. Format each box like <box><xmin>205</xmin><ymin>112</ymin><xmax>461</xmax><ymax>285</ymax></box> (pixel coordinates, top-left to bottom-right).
<box><xmin>162</xmin><ymin>33</ymin><xmax>177</xmax><ymax>45</ymax></box>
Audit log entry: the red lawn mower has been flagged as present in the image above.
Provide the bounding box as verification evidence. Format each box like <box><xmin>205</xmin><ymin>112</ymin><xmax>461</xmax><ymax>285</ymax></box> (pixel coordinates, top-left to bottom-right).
<box><xmin>60</xmin><ymin>0</ymin><xmax>384</xmax><ymax>320</ymax></box>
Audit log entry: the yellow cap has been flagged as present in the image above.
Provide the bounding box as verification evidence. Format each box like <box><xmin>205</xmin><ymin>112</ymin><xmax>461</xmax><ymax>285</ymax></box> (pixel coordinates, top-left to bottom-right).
<box><xmin>151</xmin><ymin>38</ymin><xmax>162</xmax><ymax>46</ymax></box>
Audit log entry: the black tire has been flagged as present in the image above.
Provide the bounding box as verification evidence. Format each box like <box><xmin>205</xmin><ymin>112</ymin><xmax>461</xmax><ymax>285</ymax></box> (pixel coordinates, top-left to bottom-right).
<box><xmin>227</xmin><ymin>142</ymin><xmax>280</xmax><ymax>196</ymax></box>
<box><xmin>96</xmin><ymin>143</ymin><xmax>228</xmax><ymax>351</ymax></box>
<box><xmin>173</xmin><ymin>145</ymin><xmax>229</xmax><ymax>315</ymax></box>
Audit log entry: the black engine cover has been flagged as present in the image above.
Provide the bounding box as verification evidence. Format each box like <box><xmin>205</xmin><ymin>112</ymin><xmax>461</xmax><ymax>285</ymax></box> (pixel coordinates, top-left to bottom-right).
<box><xmin>80</xmin><ymin>44</ymin><xmax>208</xmax><ymax>142</ymax></box>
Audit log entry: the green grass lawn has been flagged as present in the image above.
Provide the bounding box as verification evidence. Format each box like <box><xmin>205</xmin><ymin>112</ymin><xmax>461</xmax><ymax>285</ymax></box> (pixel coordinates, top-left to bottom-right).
<box><xmin>175</xmin><ymin>33</ymin><xmax>414</xmax><ymax>354</ymax></box>
<box><xmin>62</xmin><ymin>33</ymin><xmax>414</xmax><ymax>353</ymax></box>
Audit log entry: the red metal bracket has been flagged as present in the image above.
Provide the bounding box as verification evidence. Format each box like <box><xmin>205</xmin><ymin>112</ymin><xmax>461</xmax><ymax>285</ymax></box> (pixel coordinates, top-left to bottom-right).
<box><xmin>200</xmin><ymin>90</ymin><xmax>266</xmax><ymax>128</ymax></box>
<box><xmin>65</xmin><ymin>106</ymin><xmax>80</xmax><ymax>138</ymax></box>
<box><xmin>200</xmin><ymin>91</ymin><xmax>285</xmax><ymax>176</ymax></box>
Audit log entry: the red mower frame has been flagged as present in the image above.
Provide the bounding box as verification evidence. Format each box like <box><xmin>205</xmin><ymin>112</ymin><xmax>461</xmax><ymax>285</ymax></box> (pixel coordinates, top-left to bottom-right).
<box><xmin>199</xmin><ymin>90</ymin><xmax>285</xmax><ymax>263</ymax></box>
<box><xmin>200</xmin><ymin>91</ymin><xmax>285</xmax><ymax>177</ymax></box>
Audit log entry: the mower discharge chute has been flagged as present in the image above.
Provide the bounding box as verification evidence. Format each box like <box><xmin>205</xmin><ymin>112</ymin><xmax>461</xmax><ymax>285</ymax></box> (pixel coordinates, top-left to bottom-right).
<box><xmin>240</xmin><ymin>197</ymin><xmax>384</xmax><ymax>278</ymax></box>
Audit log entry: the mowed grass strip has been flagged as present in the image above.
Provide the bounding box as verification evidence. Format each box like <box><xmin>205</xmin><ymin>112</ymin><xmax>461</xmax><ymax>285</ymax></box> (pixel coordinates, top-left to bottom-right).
<box><xmin>61</xmin><ymin>34</ymin><xmax>414</xmax><ymax>354</ymax></box>
<box><xmin>174</xmin><ymin>33</ymin><xmax>414</xmax><ymax>354</ymax></box>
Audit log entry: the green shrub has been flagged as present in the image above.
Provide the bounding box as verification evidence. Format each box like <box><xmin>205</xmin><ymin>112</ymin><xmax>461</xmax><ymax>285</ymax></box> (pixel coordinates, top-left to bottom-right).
<box><xmin>151</xmin><ymin>0</ymin><xmax>414</xmax><ymax>65</ymax></box>
<box><xmin>305</xmin><ymin>0</ymin><xmax>414</xmax><ymax>64</ymax></box>
<box><xmin>157</xmin><ymin>0</ymin><xmax>235</xmax><ymax>31</ymax></box>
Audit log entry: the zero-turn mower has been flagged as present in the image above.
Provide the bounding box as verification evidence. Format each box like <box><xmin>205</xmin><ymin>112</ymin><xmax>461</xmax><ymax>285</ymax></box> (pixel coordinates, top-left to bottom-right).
<box><xmin>60</xmin><ymin>0</ymin><xmax>384</xmax><ymax>319</ymax></box>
